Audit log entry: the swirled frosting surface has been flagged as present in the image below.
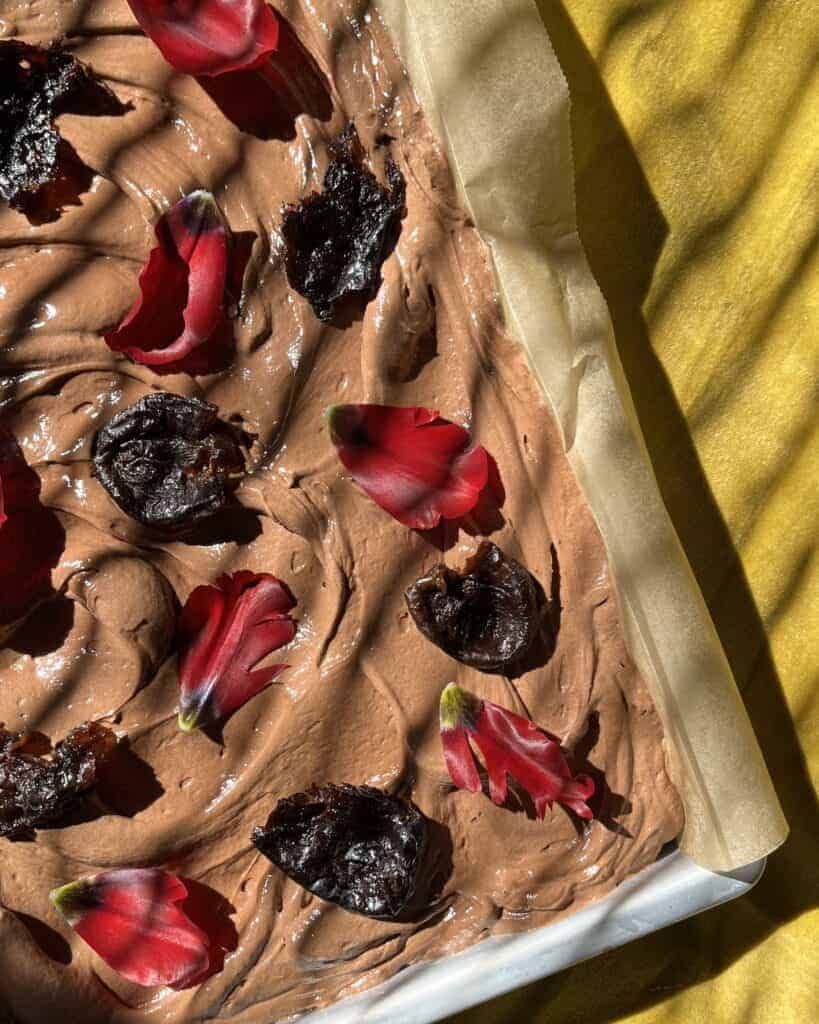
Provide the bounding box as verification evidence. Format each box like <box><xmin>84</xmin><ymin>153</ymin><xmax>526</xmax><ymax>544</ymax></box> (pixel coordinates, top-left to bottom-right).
<box><xmin>0</xmin><ymin>1</ymin><xmax>683</xmax><ymax>1020</ymax></box>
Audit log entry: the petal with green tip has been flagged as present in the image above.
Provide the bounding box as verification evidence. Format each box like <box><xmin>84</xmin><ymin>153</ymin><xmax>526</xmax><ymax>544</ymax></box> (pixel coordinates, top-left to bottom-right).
<box><xmin>439</xmin><ymin>684</ymin><xmax>595</xmax><ymax>820</ymax></box>
<box><xmin>50</xmin><ymin>869</ymin><xmax>210</xmax><ymax>989</ymax></box>
<box><xmin>177</xmin><ymin>571</ymin><xmax>296</xmax><ymax>731</ymax></box>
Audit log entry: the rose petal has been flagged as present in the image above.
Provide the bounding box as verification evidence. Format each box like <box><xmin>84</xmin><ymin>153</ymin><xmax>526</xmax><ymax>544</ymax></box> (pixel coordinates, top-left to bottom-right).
<box><xmin>178</xmin><ymin>571</ymin><xmax>296</xmax><ymax>731</ymax></box>
<box><xmin>126</xmin><ymin>0</ymin><xmax>280</xmax><ymax>76</ymax></box>
<box><xmin>105</xmin><ymin>191</ymin><xmax>231</xmax><ymax>374</ymax></box>
<box><xmin>50</xmin><ymin>869</ymin><xmax>210</xmax><ymax>989</ymax></box>
<box><xmin>328</xmin><ymin>405</ymin><xmax>489</xmax><ymax>530</ymax></box>
<box><xmin>0</xmin><ymin>427</ymin><xmax>64</xmax><ymax>631</ymax></box>
<box><xmin>439</xmin><ymin>683</ymin><xmax>595</xmax><ymax>820</ymax></box>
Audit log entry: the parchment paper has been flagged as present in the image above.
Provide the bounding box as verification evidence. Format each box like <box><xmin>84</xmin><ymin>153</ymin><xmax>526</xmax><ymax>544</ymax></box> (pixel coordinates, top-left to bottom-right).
<box><xmin>376</xmin><ymin>0</ymin><xmax>788</xmax><ymax>871</ymax></box>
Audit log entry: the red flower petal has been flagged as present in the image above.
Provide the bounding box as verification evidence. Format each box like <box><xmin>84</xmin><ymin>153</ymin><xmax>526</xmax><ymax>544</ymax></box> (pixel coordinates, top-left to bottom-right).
<box><xmin>50</xmin><ymin>869</ymin><xmax>210</xmax><ymax>989</ymax></box>
<box><xmin>126</xmin><ymin>0</ymin><xmax>280</xmax><ymax>77</ymax></box>
<box><xmin>441</xmin><ymin>720</ymin><xmax>482</xmax><ymax>795</ymax></box>
<box><xmin>177</xmin><ymin>571</ymin><xmax>296</xmax><ymax>731</ymax></box>
<box><xmin>439</xmin><ymin>683</ymin><xmax>595</xmax><ymax>820</ymax></box>
<box><xmin>105</xmin><ymin>191</ymin><xmax>232</xmax><ymax>374</ymax></box>
<box><xmin>328</xmin><ymin>405</ymin><xmax>489</xmax><ymax>530</ymax></box>
<box><xmin>0</xmin><ymin>428</ymin><xmax>64</xmax><ymax>632</ymax></box>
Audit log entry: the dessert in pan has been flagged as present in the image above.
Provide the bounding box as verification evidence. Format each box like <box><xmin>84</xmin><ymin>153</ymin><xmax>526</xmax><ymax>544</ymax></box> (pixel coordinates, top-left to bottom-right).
<box><xmin>0</xmin><ymin>1</ymin><xmax>683</xmax><ymax>1020</ymax></box>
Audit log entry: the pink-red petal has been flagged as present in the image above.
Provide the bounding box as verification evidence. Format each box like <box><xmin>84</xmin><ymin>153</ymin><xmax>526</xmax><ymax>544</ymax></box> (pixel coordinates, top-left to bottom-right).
<box><xmin>177</xmin><ymin>571</ymin><xmax>296</xmax><ymax>731</ymax></box>
<box><xmin>441</xmin><ymin>725</ymin><xmax>481</xmax><ymax>794</ymax></box>
<box><xmin>328</xmin><ymin>405</ymin><xmax>489</xmax><ymax>530</ymax></box>
<box><xmin>439</xmin><ymin>682</ymin><xmax>482</xmax><ymax>793</ymax></box>
<box><xmin>105</xmin><ymin>191</ymin><xmax>231</xmax><ymax>374</ymax></box>
<box><xmin>126</xmin><ymin>0</ymin><xmax>280</xmax><ymax>77</ymax></box>
<box><xmin>439</xmin><ymin>684</ymin><xmax>595</xmax><ymax>820</ymax></box>
<box><xmin>0</xmin><ymin>427</ymin><xmax>64</xmax><ymax>631</ymax></box>
<box><xmin>50</xmin><ymin>869</ymin><xmax>210</xmax><ymax>989</ymax></box>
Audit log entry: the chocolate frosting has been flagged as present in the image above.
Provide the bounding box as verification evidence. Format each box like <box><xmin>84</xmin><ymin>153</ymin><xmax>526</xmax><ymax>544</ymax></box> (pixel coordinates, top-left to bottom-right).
<box><xmin>0</xmin><ymin>1</ymin><xmax>683</xmax><ymax>1020</ymax></box>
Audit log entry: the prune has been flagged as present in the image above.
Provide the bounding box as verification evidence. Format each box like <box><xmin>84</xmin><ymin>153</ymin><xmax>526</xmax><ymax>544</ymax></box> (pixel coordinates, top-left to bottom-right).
<box><xmin>251</xmin><ymin>784</ymin><xmax>427</xmax><ymax>920</ymax></box>
<box><xmin>281</xmin><ymin>124</ymin><xmax>405</xmax><ymax>322</ymax></box>
<box><xmin>406</xmin><ymin>541</ymin><xmax>541</xmax><ymax>673</ymax></box>
<box><xmin>92</xmin><ymin>393</ymin><xmax>249</xmax><ymax>531</ymax></box>
<box><xmin>0</xmin><ymin>721</ymin><xmax>117</xmax><ymax>839</ymax></box>
<box><xmin>0</xmin><ymin>41</ymin><xmax>123</xmax><ymax>222</ymax></box>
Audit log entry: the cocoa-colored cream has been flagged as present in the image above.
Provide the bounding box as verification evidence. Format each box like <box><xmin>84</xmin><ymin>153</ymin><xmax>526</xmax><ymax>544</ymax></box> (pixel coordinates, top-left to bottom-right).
<box><xmin>0</xmin><ymin>1</ymin><xmax>683</xmax><ymax>1020</ymax></box>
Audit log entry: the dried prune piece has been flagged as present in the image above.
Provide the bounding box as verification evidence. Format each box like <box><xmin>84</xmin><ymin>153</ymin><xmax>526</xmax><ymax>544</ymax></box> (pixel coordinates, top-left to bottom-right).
<box><xmin>281</xmin><ymin>124</ymin><xmax>405</xmax><ymax>322</ymax></box>
<box><xmin>406</xmin><ymin>541</ymin><xmax>540</xmax><ymax>673</ymax></box>
<box><xmin>251</xmin><ymin>784</ymin><xmax>427</xmax><ymax>920</ymax></box>
<box><xmin>0</xmin><ymin>721</ymin><xmax>117</xmax><ymax>839</ymax></box>
<box><xmin>0</xmin><ymin>41</ymin><xmax>124</xmax><ymax>222</ymax></box>
<box><xmin>92</xmin><ymin>393</ymin><xmax>249</xmax><ymax>531</ymax></box>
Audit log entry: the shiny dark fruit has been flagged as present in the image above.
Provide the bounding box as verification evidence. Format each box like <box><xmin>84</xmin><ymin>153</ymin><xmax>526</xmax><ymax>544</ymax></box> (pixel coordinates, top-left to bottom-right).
<box><xmin>281</xmin><ymin>124</ymin><xmax>405</xmax><ymax>322</ymax></box>
<box><xmin>92</xmin><ymin>393</ymin><xmax>249</xmax><ymax>531</ymax></box>
<box><xmin>251</xmin><ymin>784</ymin><xmax>427</xmax><ymax>920</ymax></box>
<box><xmin>0</xmin><ymin>721</ymin><xmax>117</xmax><ymax>839</ymax></box>
<box><xmin>406</xmin><ymin>541</ymin><xmax>541</xmax><ymax>673</ymax></box>
<box><xmin>0</xmin><ymin>41</ymin><xmax>124</xmax><ymax>222</ymax></box>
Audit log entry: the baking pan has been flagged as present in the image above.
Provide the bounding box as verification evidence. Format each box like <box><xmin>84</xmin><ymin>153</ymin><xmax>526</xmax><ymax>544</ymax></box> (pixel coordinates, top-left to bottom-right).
<box><xmin>307</xmin><ymin>850</ymin><xmax>765</xmax><ymax>1023</ymax></box>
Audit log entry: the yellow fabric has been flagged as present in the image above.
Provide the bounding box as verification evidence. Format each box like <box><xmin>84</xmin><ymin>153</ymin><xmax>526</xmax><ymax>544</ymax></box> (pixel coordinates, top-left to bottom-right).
<box><xmin>450</xmin><ymin>2</ymin><xmax>819</xmax><ymax>1022</ymax></box>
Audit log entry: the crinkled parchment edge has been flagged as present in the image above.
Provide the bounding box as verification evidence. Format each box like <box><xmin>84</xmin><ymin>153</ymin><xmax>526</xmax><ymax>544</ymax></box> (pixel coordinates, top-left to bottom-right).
<box><xmin>376</xmin><ymin>0</ymin><xmax>787</xmax><ymax>871</ymax></box>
